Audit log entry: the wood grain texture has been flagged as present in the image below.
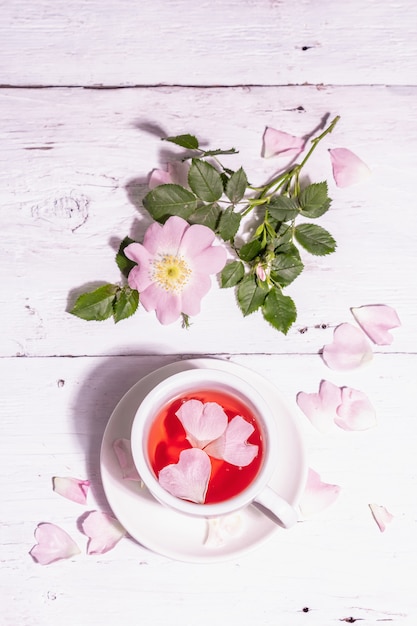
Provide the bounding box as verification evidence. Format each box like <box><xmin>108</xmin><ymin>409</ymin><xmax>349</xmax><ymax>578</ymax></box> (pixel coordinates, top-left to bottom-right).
<box><xmin>1</xmin><ymin>0</ymin><xmax>417</xmax><ymax>86</ymax></box>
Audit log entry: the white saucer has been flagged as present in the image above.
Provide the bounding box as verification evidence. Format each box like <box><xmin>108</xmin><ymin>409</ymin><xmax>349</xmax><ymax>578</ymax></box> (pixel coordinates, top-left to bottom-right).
<box><xmin>100</xmin><ymin>358</ymin><xmax>307</xmax><ymax>563</ymax></box>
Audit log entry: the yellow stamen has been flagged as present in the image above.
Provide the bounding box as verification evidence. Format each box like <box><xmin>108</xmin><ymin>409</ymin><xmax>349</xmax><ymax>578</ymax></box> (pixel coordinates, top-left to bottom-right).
<box><xmin>151</xmin><ymin>254</ymin><xmax>191</xmax><ymax>293</ymax></box>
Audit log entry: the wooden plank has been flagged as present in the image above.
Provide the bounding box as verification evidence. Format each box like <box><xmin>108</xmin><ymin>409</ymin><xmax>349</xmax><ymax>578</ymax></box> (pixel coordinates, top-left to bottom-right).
<box><xmin>1</xmin><ymin>0</ymin><xmax>416</xmax><ymax>87</ymax></box>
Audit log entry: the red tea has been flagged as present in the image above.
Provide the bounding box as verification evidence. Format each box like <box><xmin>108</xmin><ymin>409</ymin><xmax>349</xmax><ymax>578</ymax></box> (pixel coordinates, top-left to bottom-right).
<box><xmin>147</xmin><ymin>388</ymin><xmax>264</xmax><ymax>504</ymax></box>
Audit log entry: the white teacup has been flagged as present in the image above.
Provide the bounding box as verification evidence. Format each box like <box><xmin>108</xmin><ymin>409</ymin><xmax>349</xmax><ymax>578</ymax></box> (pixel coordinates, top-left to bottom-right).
<box><xmin>130</xmin><ymin>368</ymin><xmax>298</xmax><ymax>528</ymax></box>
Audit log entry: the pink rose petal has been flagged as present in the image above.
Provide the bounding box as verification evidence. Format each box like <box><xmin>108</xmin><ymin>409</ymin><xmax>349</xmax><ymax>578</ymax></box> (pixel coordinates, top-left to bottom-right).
<box><xmin>351</xmin><ymin>304</ymin><xmax>401</xmax><ymax>345</ymax></box>
<box><xmin>369</xmin><ymin>503</ymin><xmax>394</xmax><ymax>532</ymax></box>
<box><xmin>30</xmin><ymin>523</ymin><xmax>81</xmax><ymax>565</ymax></box>
<box><xmin>204</xmin><ymin>513</ymin><xmax>244</xmax><ymax>547</ymax></box>
<box><xmin>52</xmin><ymin>476</ymin><xmax>90</xmax><ymax>505</ymax></box>
<box><xmin>148</xmin><ymin>161</ymin><xmax>190</xmax><ymax>189</ymax></box>
<box><xmin>299</xmin><ymin>468</ymin><xmax>341</xmax><ymax>517</ymax></box>
<box><xmin>204</xmin><ymin>415</ymin><xmax>259</xmax><ymax>467</ymax></box>
<box><xmin>158</xmin><ymin>448</ymin><xmax>211</xmax><ymax>504</ymax></box>
<box><xmin>322</xmin><ymin>322</ymin><xmax>373</xmax><ymax>370</ymax></box>
<box><xmin>335</xmin><ymin>387</ymin><xmax>377</xmax><ymax>431</ymax></box>
<box><xmin>329</xmin><ymin>147</ymin><xmax>371</xmax><ymax>187</ymax></box>
<box><xmin>112</xmin><ymin>438</ymin><xmax>142</xmax><ymax>481</ymax></box>
<box><xmin>296</xmin><ymin>380</ymin><xmax>342</xmax><ymax>433</ymax></box>
<box><xmin>81</xmin><ymin>511</ymin><xmax>126</xmax><ymax>555</ymax></box>
<box><xmin>175</xmin><ymin>399</ymin><xmax>228</xmax><ymax>448</ymax></box>
<box><xmin>262</xmin><ymin>127</ymin><xmax>305</xmax><ymax>158</ymax></box>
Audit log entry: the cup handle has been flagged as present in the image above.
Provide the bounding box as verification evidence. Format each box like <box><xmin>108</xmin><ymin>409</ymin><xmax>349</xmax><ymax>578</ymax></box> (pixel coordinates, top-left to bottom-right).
<box><xmin>253</xmin><ymin>486</ymin><xmax>298</xmax><ymax>528</ymax></box>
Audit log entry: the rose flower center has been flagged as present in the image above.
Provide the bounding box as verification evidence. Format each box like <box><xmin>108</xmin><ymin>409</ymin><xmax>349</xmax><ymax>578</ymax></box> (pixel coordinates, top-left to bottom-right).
<box><xmin>152</xmin><ymin>254</ymin><xmax>192</xmax><ymax>293</ymax></box>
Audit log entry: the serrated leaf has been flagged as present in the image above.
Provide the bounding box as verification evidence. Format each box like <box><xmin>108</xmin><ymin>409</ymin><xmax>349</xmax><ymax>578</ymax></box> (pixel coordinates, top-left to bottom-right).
<box><xmin>237</xmin><ymin>275</ymin><xmax>268</xmax><ymax>316</ymax></box>
<box><xmin>188</xmin><ymin>159</ymin><xmax>223</xmax><ymax>202</ymax></box>
<box><xmin>220</xmin><ymin>261</ymin><xmax>245</xmax><ymax>288</ymax></box>
<box><xmin>116</xmin><ymin>236</ymin><xmax>137</xmax><ymax>277</ymax></box>
<box><xmin>143</xmin><ymin>184</ymin><xmax>198</xmax><ymax>222</ymax></box>
<box><xmin>164</xmin><ymin>134</ymin><xmax>199</xmax><ymax>150</ymax></box>
<box><xmin>218</xmin><ymin>207</ymin><xmax>241</xmax><ymax>241</ymax></box>
<box><xmin>299</xmin><ymin>182</ymin><xmax>332</xmax><ymax>218</ymax></box>
<box><xmin>270</xmin><ymin>253</ymin><xmax>304</xmax><ymax>287</ymax></box>
<box><xmin>267</xmin><ymin>195</ymin><xmax>299</xmax><ymax>222</ymax></box>
<box><xmin>273</xmin><ymin>223</ymin><xmax>293</xmax><ymax>249</ymax></box>
<box><xmin>262</xmin><ymin>287</ymin><xmax>297</xmax><ymax>334</ymax></box>
<box><xmin>294</xmin><ymin>223</ymin><xmax>336</xmax><ymax>256</ymax></box>
<box><xmin>188</xmin><ymin>202</ymin><xmax>222</xmax><ymax>231</ymax></box>
<box><xmin>225</xmin><ymin>167</ymin><xmax>248</xmax><ymax>203</ymax></box>
<box><xmin>238</xmin><ymin>238</ymin><xmax>264</xmax><ymax>262</ymax></box>
<box><xmin>70</xmin><ymin>284</ymin><xmax>119</xmax><ymax>321</ymax></box>
<box><xmin>113</xmin><ymin>286</ymin><xmax>139</xmax><ymax>323</ymax></box>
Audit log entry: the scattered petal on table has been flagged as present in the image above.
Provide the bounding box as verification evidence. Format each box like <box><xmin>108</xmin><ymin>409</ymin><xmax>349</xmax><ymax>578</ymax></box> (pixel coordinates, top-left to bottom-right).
<box><xmin>329</xmin><ymin>147</ymin><xmax>371</xmax><ymax>187</ymax></box>
<box><xmin>112</xmin><ymin>438</ymin><xmax>142</xmax><ymax>481</ymax></box>
<box><xmin>351</xmin><ymin>304</ymin><xmax>401</xmax><ymax>345</ymax></box>
<box><xmin>335</xmin><ymin>387</ymin><xmax>377</xmax><ymax>431</ymax></box>
<box><xmin>204</xmin><ymin>415</ymin><xmax>259</xmax><ymax>467</ymax></box>
<box><xmin>296</xmin><ymin>380</ymin><xmax>342</xmax><ymax>432</ymax></box>
<box><xmin>30</xmin><ymin>523</ymin><xmax>81</xmax><ymax>565</ymax></box>
<box><xmin>81</xmin><ymin>511</ymin><xmax>126</xmax><ymax>555</ymax></box>
<box><xmin>299</xmin><ymin>468</ymin><xmax>341</xmax><ymax>517</ymax></box>
<box><xmin>52</xmin><ymin>476</ymin><xmax>90</xmax><ymax>505</ymax></box>
<box><xmin>204</xmin><ymin>513</ymin><xmax>244</xmax><ymax>548</ymax></box>
<box><xmin>175</xmin><ymin>399</ymin><xmax>228</xmax><ymax>449</ymax></box>
<box><xmin>369</xmin><ymin>503</ymin><xmax>394</xmax><ymax>532</ymax></box>
<box><xmin>158</xmin><ymin>448</ymin><xmax>211</xmax><ymax>504</ymax></box>
<box><xmin>322</xmin><ymin>323</ymin><xmax>373</xmax><ymax>370</ymax></box>
<box><xmin>262</xmin><ymin>127</ymin><xmax>305</xmax><ymax>158</ymax></box>
<box><xmin>148</xmin><ymin>161</ymin><xmax>190</xmax><ymax>189</ymax></box>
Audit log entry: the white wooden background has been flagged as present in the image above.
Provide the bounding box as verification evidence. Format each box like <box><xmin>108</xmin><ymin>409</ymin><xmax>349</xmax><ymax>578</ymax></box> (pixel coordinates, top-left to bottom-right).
<box><xmin>1</xmin><ymin>1</ymin><xmax>417</xmax><ymax>624</ymax></box>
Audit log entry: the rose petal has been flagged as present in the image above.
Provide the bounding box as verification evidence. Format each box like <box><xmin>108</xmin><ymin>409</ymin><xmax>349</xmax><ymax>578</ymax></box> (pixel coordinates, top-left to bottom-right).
<box><xmin>369</xmin><ymin>503</ymin><xmax>394</xmax><ymax>532</ymax></box>
<box><xmin>262</xmin><ymin>127</ymin><xmax>305</xmax><ymax>158</ymax></box>
<box><xmin>52</xmin><ymin>476</ymin><xmax>90</xmax><ymax>505</ymax></box>
<box><xmin>112</xmin><ymin>438</ymin><xmax>142</xmax><ymax>481</ymax></box>
<box><xmin>204</xmin><ymin>513</ymin><xmax>244</xmax><ymax>547</ymax></box>
<box><xmin>81</xmin><ymin>511</ymin><xmax>126</xmax><ymax>555</ymax></box>
<box><xmin>322</xmin><ymin>323</ymin><xmax>373</xmax><ymax>370</ymax></box>
<box><xmin>335</xmin><ymin>387</ymin><xmax>377</xmax><ymax>431</ymax></box>
<box><xmin>299</xmin><ymin>468</ymin><xmax>341</xmax><ymax>517</ymax></box>
<box><xmin>296</xmin><ymin>380</ymin><xmax>342</xmax><ymax>432</ymax></box>
<box><xmin>158</xmin><ymin>448</ymin><xmax>211</xmax><ymax>504</ymax></box>
<box><xmin>204</xmin><ymin>415</ymin><xmax>259</xmax><ymax>467</ymax></box>
<box><xmin>351</xmin><ymin>304</ymin><xmax>401</xmax><ymax>345</ymax></box>
<box><xmin>148</xmin><ymin>161</ymin><xmax>190</xmax><ymax>189</ymax></box>
<box><xmin>30</xmin><ymin>523</ymin><xmax>81</xmax><ymax>565</ymax></box>
<box><xmin>329</xmin><ymin>147</ymin><xmax>371</xmax><ymax>187</ymax></box>
<box><xmin>175</xmin><ymin>400</ymin><xmax>228</xmax><ymax>448</ymax></box>
<box><xmin>148</xmin><ymin>168</ymin><xmax>172</xmax><ymax>189</ymax></box>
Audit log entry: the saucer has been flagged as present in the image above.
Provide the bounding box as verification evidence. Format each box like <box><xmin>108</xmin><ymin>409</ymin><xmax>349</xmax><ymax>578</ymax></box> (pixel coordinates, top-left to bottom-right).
<box><xmin>100</xmin><ymin>358</ymin><xmax>307</xmax><ymax>563</ymax></box>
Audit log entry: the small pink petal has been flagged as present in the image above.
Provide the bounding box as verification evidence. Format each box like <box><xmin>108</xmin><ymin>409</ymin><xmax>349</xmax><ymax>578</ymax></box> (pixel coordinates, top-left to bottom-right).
<box><xmin>329</xmin><ymin>147</ymin><xmax>371</xmax><ymax>187</ymax></box>
<box><xmin>262</xmin><ymin>127</ymin><xmax>305</xmax><ymax>158</ymax></box>
<box><xmin>299</xmin><ymin>468</ymin><xmax>341</xmax><ymax>517</ymax></box>
<box><xmin>30</xmin><ymin>523</ymin><xmax>81</xmax><ymax>565</ymax></box>
<box><xmin>148</xmin><ymin>161</ymin><xmax>190</xmax><ymax>189</ymax></box>
<box><xmin>296</xmin><ymin>380</ymin><xmax>342</xmax><ymax>432</ymax></box>
<box><xmin>351</xmin><ymin>304</ymin><xmax>401</xmax><ymax>345</ymax></box>
<box><xmin>148</xmin><ymin>168</ymin><xmax>172</xmax><ymax>189</ymax></box>
<box><xmin>369</xmin><ymin>503</ymin><xmax>394</xmax><ymax>532</ymax></box>
<box><xmin>112</xmin><ymin>438</ymin><xmax>142</xmax><ymax>481</ymax></box>
<box><xmin>256</xmin><ymin>264</ymin><xmax>266</xmax><ymax>282</ymax></box>
<box><xmin>81</xmin><ymin>511</ymin><xmax>126</xmax><ymax>555</ymax></box>
<box><xmin>52</xmin><ymin>476</ymin><xmax>90</xmax><ymax>505</ymax></box>
<box><xmin>158</xmin><ymin>448</ymin><xmax>211</xmax><ymax>504</ymax></box>
<box><xmin>204</xmin><ymin>513</ymin><xmax>244</xmax><ymax>547</ymax></box>
<box><xmin>204</xmin><ymin>415</ymin><xmax>259</xmax><ymax>467</ymax></box>
<box><xmin>335</xmin><ymin>387</ymin><xmax>377</xmax><ymax>431</ymax></box>
<box><xmin>322</xmin><ymin>323</ymin><xmax>373</xmax><ymax>370</ymax></box>
<box><xmin>175</xmin><ymin>400</ymin><xmax>228</xmax><ymax>448</ymax></box>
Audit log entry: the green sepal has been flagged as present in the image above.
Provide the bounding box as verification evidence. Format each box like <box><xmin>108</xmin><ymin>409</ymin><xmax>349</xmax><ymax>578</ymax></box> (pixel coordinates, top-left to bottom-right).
<box><xmin>299</xmin><ymin>182</ymin><xmax>331</xmax><ymax>218</ymax></box>
<box><xmin>163</xmin><ymin>134</ymin><xmax>199</xmax><ymax>150</ymax></box>
<box><xmin>220</xmin><ymin>261</ymin><xmax>245</xmax><ymax>288</ymax></box>
<box><xmin>267</xmin><ymin>195</ymin><xmax>299</xmax><ymax>221</ymax></box>
<box><xmin>200</xmin><ymin>148</ymin><xmax>238</xmax><ymax>157</ymax></box>
<box><xmin>218</xmin><ymin>207</ymin><xmax>241</xmax><ymax>241</ymax></box>
<box><xmin>113</xmin><ymin>286</ymin><xmax>139</xmax><ymax>323</ymax></box>
<box><xmin>237</xmin><ymin>274</ymin><xmax>269</xmax><ymax>316</ymax></box>
<box><xmin>142</xmin><ymin>184</ymin><xmax>198</xmax><ymax>222</ymax></box>
<box><xmin>270</xmin><ymin>252</ymin><xmax>304</xmax><ymax>287</ymax></box>
<box><xmin>294</xmin><ymin>223</ymin><xmax>336</xmax><ymax>256</ymax></box>
<box><xmin>262</xmin><ymin>287</ymin><xmax>297</xmax><ymax>334</ymax></box>
<box><xmin>188</xmin><ymin>202</ymin><xmax>222</xmax><ymax>231</ymax></box>
<box><xmin>116</xmin><ymin>236</ymin><xmax>137</xmax><ymax>277</ymax></box>
<box><xmin>188</xmin><ymin>159</ymin><xmax>223</xmax><ymax>202</ymax></box>
<box><xmin>225</xmin><ymin>167</ymin><xmax>248</xmax><ymax>203</ymax></box>
<box><xmin>70</xmin><ymin>284</ymin><xmax>119</xmax><ymax>321</ymax></box>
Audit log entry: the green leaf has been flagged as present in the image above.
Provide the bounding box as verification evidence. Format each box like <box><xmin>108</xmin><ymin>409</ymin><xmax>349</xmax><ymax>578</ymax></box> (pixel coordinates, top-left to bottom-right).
<box><xmin>262</xmin><ymin>287</ymin><xmax>297</xmax><ymax>334</ymax></box>
<box><xmin>220</xmin><ymin>261</ymin><xmax>245</xmax><ymax>288</ymax></box>
<box><xmin>273</xmin><ymin>223</ymin><xmax>293</xmax><ymax>249</ymax></box>
<box><xmin>70</xmin><ymin>284</ymin><xmax>119</xmax><ymax>321</ymax></box>
<box><xmin>237</xmin><ymin>274</ymin><xmax>268</xmax><ymax>316</ymax></box>
<box><xmin>164</xmin><ymin>134</ymin><xmax>199</xmax><ymax>150</ymax></box>
<box><xmin>188</xmin><ymin>159</ymin><xmax>223</xmax><ymax>202</ymax></box>
<box><xmin>294</xmin><ymin>223</ymin><xmax>337</xmax><ymax>256</ymax></box>
<box><xmin>267</xmin><ymin>195</ymin><xmax>299</xmax><ymax>222</ymax></box>
<box><xmin>113</xmin><ymin>286</ymin><xmax>139</xmax><ymax>323</ymax></box>
<box><xmin>116</xmin><ymin>236</ymin><xmax>137</xmax><ymax>277</ymax></box>
<box><xmin>188</xmin><ymin>202</ymin><xmax>222</xmax><ymax>231</ymax></box>
<box><xmin>299</xmin><ymin>182</ymin><xmax>332</xmax><ymax>218</ymax></box>
<box><xmin>143</xmin><ymin>184</ymin><xmax>198</xmax><ymax>222</ymax></box>
<box><xmin>218</xmin><ymin>207</ymin><xmax>241</xmax><ymax>241</ymax></box>
<box><xmin>238</xmin><ymin>238</ymin><xmax>264</xmax><ymax>262</ymax></box>
<box><xmin>225</xmin><ymin>167</ymin><xmax>248</xmax><ymax>203</ymax></box>
<box><xmin>270</xmin><ymin>253</ymin><xmax>304</xmax><ymax>287</ymax></box>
